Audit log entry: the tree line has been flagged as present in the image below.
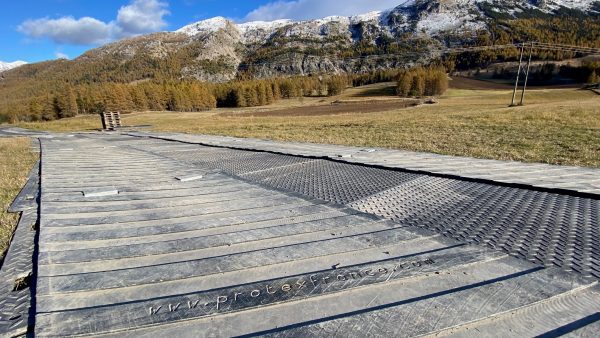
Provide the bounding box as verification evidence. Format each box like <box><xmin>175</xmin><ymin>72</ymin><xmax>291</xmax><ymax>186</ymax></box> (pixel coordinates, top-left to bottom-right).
<box><xmin>23</xmin><ymin>82</ymin><xmax>216</xmax><ymax>121</ymax></box>
<box><xmin>0</xmin><ymin>75</ymin><xmax>351</xmax><ymax>122</ymax></box>
<box><xmin>559</xmin><ymin>60</ymin><xmax>600</xmax><ymax>84</ymax></box>
<box><xmin>3</xmin><ymin>66</ymin><xmax>448</xmax><ymax>123</ymax></box>
<box><xmin>396</xmin><ymin>66</ymin><xmax>449</xmax><ymax>97</ymax></box>
<box><xmin>213</xmin><ymin>76</ymin><xmax>348</xmax><ymax>108</ymax></box>
<box><xmin>488</xmin><ymin>59</ymin><xmax>600</xmax><ymax>85</ymax></box>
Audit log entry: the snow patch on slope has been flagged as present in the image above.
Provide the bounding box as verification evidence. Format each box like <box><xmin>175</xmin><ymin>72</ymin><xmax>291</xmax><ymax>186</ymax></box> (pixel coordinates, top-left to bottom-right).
<box><xmin>238</xmin><ymin>19</ymin><xmax>292</xmax><ymax>43</ymax></box>
<box><xmin>0</xmin><ymin>61</ymin><xmax>27</xmax><ymax>73</ymax></box>
<box><xmin>351</xmin><ymin>11</ymin><xmax>385</xmax><ymax>25</ymax></box>
<box><xmin>415</xmin><ymin>8</ymin><xmax>486</xmax><ymax>35</ymax></box>
<box><xmin>238</xmin><ymin>19</ymin><xmax>292</xmax><ymax>33</ymax></box>
<box><xmin>551</xmin><ymin>0</ymin><xmax>597</xmax><ymax>10</ymax></box>
<box><xmin>176</xmin><ymin>16</ymin><xmax>230</xmax><ymax>35</ymax></box>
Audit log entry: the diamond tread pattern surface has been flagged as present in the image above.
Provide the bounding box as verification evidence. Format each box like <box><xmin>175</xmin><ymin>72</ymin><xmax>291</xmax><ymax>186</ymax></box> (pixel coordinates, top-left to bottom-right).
<box><xmin>0</xmin><ymin>165</ymin><xmax>39</xmax><ymax>337</ymax></box>
<box><xmin>131</xmin><ymin>139</ymin><xmax>600</xmax><ymax>280</ymax></box>
<box><xmin>129</xmin><ymin>141</ymin><xmax>420</xmax><ymax>205</ymax></box>
<box><xmin>241</xmin><ymin>160</ymin><xmax>419</xmax><ymax>205</ymax></box>
<box><xmin>349</xmin><ymin>176</ymin><xmax>600</xmax><ymax>279</ymax></box>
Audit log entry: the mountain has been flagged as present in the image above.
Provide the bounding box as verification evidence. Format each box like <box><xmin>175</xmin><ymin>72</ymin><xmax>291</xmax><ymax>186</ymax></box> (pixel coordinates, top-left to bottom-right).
<box><xmin>4</xmin><ymin>0</ymin><xmax>598</xmax><ymax>83</ymax></box>
<box><xmin>176</xmin><ymin>0</ymin><xmax>598</xmax><ymax>38</ymax></box>
<box><xmin>0</xmin><ymin>61</ymin><xmax>27</xmax><ymax>73</ymax></box>
<box><xmin>75</xmin><ymin>0</ymin><xmax>599</xmax><ymax>82</ymax></box>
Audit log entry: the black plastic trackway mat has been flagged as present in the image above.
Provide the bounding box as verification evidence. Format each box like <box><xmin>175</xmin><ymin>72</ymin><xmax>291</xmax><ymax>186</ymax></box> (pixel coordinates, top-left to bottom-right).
<box><xmin>128</xmin><ymin>137</ymin><xmax>600</xmax><ymax>279</ymax></box>
<box><xmin>0</xmin><ymin>162</ymin><xmax>39</xmax><ymax>337</ymax></box>
<box><xmin>4</xmin><ymin>133</ymin><xmax>600</xmax><ymax>337</ymax></box>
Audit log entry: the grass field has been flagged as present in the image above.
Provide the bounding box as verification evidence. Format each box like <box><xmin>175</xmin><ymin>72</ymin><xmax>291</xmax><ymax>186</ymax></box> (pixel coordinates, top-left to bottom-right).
<box><xmin>15</xmin><ymin>82</ymin><xmax>600</xmax><ymax>167</ymax></box>
<box><xmin>0</xmin><ymin>138</ymin><xmax>37</xmax><ymax>259</ymax></box>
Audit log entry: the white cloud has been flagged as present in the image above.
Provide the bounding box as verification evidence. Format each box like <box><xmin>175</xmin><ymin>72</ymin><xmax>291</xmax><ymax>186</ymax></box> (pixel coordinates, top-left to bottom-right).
<box><xmin>244</xmin><ymin>0</ymin><xmax>407</xmax><ymax>21</ymax></box>
<box><xmin>18</xmin><ymin>16</ymin><xmax>113</xmax><ymax>45</ymax></box>
<box><xmin>17</xmin><ymin>0</ymin><xmax>169</xmax><ymax>45</ymax></box>
<box><xmin>55</xmin><ymin>52</ymin><xmax>70</xmax><ymax>60</ymax></box>
<box><xmin>116</xmin><ymin>0</ymin><xmax>170</xmax><ymax>36</ymax></box>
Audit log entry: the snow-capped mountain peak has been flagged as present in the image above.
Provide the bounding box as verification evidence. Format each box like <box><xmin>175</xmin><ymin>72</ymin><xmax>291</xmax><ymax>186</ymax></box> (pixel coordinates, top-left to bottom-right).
<box><xmin>79</xmin><ymin>0</ymin><xmax>598</xmax><ymax>83</ymax></box>
<box><xmin>0</xmin><ymin>61</ymin><xmax>27</xmax><ymax>73</ymax></box>
<box><xmin>176</xmin><ymin>16</ymin><xmax>231</xmax><ymax>35</ymax></box>
<box><xmin>175</xmin><ymin>10</ymin><xmax>391</xmax><ymax>44</ymax></box>
<box><xmin>175</xmin><ymin>0</ymin><xmax>599</xmax><ymax>44</ymax></box>
<box><xmin>175</xmin><ymin>9</ymin><xmax>391</xmax><ymax>36</ymax></box>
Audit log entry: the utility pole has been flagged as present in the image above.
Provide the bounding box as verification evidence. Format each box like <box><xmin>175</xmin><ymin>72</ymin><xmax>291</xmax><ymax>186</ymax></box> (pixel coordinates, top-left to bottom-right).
<box><xmin>511</xmin><ymin>44</ymin><xmax>525</xmax><ymax>107</ymax></box>
<box><xmin>519</xmin><ymin>42</ymin><xmax>534</xmax><ymax>106</ymax></box>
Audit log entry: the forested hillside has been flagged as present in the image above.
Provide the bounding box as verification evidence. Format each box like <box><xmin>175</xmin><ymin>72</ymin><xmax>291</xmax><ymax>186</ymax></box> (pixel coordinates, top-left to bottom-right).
<box><xmin>1</xmin><ymin>0</ymin><xmax>599</xmax><ymax>122</ymax></box>
<box><xmin>0</xmin><ymin>75</ymin><xmax>352</xmax><ymax>122</ymax></box>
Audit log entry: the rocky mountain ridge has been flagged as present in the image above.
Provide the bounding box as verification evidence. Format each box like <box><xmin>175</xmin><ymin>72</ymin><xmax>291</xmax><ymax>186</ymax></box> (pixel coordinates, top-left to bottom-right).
<box><xmin>170</xmin><ymin>0</ymin><xmax>599</xmax><ymax>80</ymax></box>
<box><xmin>6</xmin><ymin>0</ymin><xmax>600</xmax><ymax>83</ymax></box>
<box><xmin>176</xmin><ymin>0</ymin><xmax>597</xmax><ymax>40</ymax></box>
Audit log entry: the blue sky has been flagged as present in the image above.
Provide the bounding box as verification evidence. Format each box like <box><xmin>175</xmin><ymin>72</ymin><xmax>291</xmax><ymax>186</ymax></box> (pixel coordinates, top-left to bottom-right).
<box><xmin>1</xmin><ymin>0</ymin><xmax>403</xmax><ymax>63</ymax></box>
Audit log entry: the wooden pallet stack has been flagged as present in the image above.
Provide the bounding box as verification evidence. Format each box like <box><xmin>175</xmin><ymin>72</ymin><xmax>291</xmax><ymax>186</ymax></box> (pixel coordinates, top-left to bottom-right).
<box><xmin>100</xmin><ymin>112</ymin><xmax>122</xmax><ymax>131</ymax></box>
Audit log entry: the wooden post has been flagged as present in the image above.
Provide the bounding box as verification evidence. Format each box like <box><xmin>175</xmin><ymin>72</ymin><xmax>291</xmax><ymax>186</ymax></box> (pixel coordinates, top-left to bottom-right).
<box><xmin>511</xmin><ymin>44</ymin><xmax>525</xmax><ymax>107</ymax></box>
<box><xmin>100</xmin><ymin>112</ymin><xmax>108</xmax><ymax>130</ymax></box>
<box><xmin>519</xmin><ymin>42</ymin><xmax>534</xmax><ymax>106</ymax></box>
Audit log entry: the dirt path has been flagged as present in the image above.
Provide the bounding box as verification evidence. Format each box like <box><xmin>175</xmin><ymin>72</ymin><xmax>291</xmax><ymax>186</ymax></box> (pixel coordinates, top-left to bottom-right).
<box><xmin>219</xmin><ymin>99</ymin><xmax>421</xmax><ymax>117</ymax></box>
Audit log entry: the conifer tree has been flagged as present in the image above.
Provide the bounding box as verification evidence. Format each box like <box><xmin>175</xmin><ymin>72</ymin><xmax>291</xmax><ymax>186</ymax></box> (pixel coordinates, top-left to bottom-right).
<box><xmin>41</xmin><ymin>94</ymin><xmax>58</xmax><ymax>121</ymax></box>
<box><xmin>265</xmin><ymin>82</ymin><xmax>274</xmax><ymax>104</ymax></box>
<box><xmin>234</xmin><ymin>86</ymin><xmax>247</xmax><ymax>107</ymax></box>
<box><xmin>327</xmin><ymin>77</ymin><xmax>345</xmax><ymax>96</ymax></box>
<box><xmin>56</xmin><ymin>86</ymin><xmax>79</xmax><ymax>118</ymax></box>
<box><xmin>28</xmin><ymin>98</ymin><xmax>43</xmax><ymax>121</ymax></box>
<box><xmin>271</xmin><ymin>82</ymin><xmax>281</xmax><ymax>100</ymax></box>
<box><xmin>244</xmin><ymin>86</ymin><xmax>259</xmax><ymax>107</ymax></box>
<box><xmin>258</xmin><ymin>83</ymin><xmax>268</xmax><ymax>106</ymax></box>
<box><xmin>397</xmin><ymin>72</ymin><xmax>413</xmax><ymax>97</ymax></box>
<box><xmin>130</xmin><ymin>85</ymin><xmax>149</xmax><ymax>111</ymax></box>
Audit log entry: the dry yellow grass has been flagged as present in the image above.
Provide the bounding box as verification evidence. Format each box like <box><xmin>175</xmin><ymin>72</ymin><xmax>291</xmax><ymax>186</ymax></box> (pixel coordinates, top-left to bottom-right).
<box><xmin>0</xmin><ymin>137</ymin><xmax>37</xmax><ymax>258</ymax></box>
<box><xmin>17</xmin><ymin>87</ymin><xmax>600</xmax><ymax>167</ymax></box>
